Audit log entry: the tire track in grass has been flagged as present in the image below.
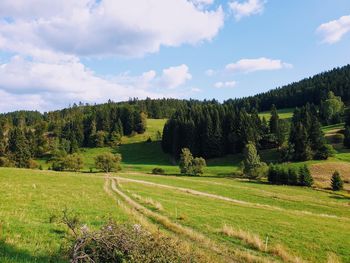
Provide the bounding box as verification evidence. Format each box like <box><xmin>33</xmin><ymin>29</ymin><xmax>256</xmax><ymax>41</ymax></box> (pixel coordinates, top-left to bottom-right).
<box><xmin>115</xmin><ymin>176</ymin><xmax>349</xmax><ymax>221</ymax></box>
<box><xmin>109</xmin><ymin>178</ymin><xmax>274</xmax><ymax>263</ymax></box>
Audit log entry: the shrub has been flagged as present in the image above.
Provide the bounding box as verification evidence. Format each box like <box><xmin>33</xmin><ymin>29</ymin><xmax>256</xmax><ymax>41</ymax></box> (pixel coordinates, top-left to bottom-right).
<box><xmin>67</xmin><ymin>222</ymin><xmax>197</xmax><ymax>263</ymax></box>
<box><xmin>28</xmin><ymin>159</ymin><xmax>39</xmax><ymax>169</ymax></box>
<box><xmin>179</xmin><ymin>148</ymin><xmax>206</xmax><ymax>176</ymax></box>
<box><xmin>95</xmin><ymin>153</ymin><xmax>122</xmax><ymax>173</ymax></box>
<box><xmin>331</xmin><ymin>171</ymin><xmax>343</xmax><ymax>191</ymax></box>
<box><xmin>152</xmin><ymin>167</ymin><xmax>165</xmax><ymax>175</ymax></box>
<box><xmin>0</xmin><ymin>157</ymin><xmax>14</xmax><ymax>167</ymax></box>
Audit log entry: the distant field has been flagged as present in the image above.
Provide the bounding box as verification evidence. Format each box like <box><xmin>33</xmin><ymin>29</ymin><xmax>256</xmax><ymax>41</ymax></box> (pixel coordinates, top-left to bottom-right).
<box><xmin>0</xmin><ymin>168</ymin><xmax>349</xmax><ymax>262</ymax></box>
<box><xmin>258</xmin><ymin>108</ymin><xmax>294</xmax><ymax>120</ymax></box>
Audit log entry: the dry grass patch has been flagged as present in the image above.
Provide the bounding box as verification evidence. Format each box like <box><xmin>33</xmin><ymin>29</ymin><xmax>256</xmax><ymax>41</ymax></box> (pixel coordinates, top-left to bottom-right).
<box><xmin>327</xmin><ymin>253</ymin><xmax>342</xmax><ymax>263</ymax></box>
<box><xmin>220</xmin><ymin>225</ymin><xmax>304</xmax><ymax>263</ymax></box>
<box><xmin>310</xmin><ymin>162</ymin><xmax>350</xmax><ymax>190</ymax></box>
<box><xmin>221</xmin><ymin>225</ymin><xmax>264</xmax><ymax>251</ymax></box>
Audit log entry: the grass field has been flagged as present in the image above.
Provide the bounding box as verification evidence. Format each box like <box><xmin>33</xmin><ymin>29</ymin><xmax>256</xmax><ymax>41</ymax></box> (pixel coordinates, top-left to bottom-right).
<box><xmin>0</xmin><ymin>169</ymin><xmax>349</xmax><ymax>262</ymax></box>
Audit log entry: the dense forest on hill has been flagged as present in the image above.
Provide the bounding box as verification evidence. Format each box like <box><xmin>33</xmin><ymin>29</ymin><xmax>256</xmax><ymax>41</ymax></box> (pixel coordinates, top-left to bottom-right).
<box><xmin>225</xmin><ymin>64</ymin><xmax>350</xmax><ymax>112</ymax></box>
<box><xmin>0</xmin><ymin>64</ymin><xmax>349</xmax><ymax>168</ymax></box>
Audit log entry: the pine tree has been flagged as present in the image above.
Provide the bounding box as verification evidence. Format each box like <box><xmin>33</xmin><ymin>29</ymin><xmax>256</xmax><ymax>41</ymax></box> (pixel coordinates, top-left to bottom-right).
<box><xmin>269</xmin><ymin>104</ymin><xmax>279</xmax><ymax>134</ymax></box>
<box><xmin>242</xmin><ymin>142</ymin><xmax>266</xmax><ymax>179</ymax></box>
<box><xmin>8</xmin><ymin>127</ymin><xmax>31</xmax><ymax>168</ymax></box>
<box><xmin>299</xmin><ymin>165</ymin><xmax>313</xmax><ymax>187</ymax></box>
<box><xmin>331</xmin><ymin>171</ymin><xmax>343</xmax><ymax>191</ymax></box>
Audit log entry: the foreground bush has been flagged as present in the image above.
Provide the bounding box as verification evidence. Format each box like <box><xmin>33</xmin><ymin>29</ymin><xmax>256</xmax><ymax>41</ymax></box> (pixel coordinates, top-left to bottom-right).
<box><xmin>68</xmin><ymin>222</ymin><xmax>197</xmax><ymax>263</ymax></box>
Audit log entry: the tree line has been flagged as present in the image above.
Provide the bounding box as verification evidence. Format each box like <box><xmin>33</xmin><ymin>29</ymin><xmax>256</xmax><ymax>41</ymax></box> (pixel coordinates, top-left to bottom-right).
<box><xmin>162</xmin><ymin>102</ymin><xmax>332</xmax><ymax>162</ymax></box>
<box><xmin>225</xmin><ymin>64</ymin><xmax>350</xmax><ymax>112</ymax></box>
<box><xmin>0</xmin><ymin>103</ymin><xmax>146</xmax><ymax>168</ymax></box>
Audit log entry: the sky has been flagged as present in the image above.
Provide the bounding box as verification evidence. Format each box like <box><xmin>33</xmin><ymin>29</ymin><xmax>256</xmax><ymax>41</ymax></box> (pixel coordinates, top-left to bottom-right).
<box><xmin>0</xmin><ymin>0</ymin><xmax>349</xmax><ymax>112</ymax></box>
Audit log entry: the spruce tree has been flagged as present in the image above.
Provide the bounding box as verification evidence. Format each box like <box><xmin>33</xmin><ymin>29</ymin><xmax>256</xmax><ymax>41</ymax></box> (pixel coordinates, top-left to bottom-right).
<box><xmin>269</xmin><ymin>104</ymin><xmax>279</xmax><ymax>134</ymax></box>
<box><xmin>8</xmin><ymin>127</ymin><xmax>31</xmax><ymax>168</ymax></box>
<box><xmin>331</xmin><ymin>171</ymin><xmax>343</xmax><ymax>191</ymax></box>
<box><xmin>299</xmin><ymin>165</ymin><xmax>313</xmax><ymax>187</ymax></box>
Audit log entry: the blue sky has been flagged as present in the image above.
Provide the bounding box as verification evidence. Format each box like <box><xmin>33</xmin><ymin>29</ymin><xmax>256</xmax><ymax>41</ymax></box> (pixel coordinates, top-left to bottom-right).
<box><xmin>0</xmin><ymin>0</ymin><xmax>349</xmax><ymax>112</ymax></box>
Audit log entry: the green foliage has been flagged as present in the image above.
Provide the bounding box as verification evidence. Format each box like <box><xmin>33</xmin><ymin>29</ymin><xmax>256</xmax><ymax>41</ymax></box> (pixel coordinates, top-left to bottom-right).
<box><xmin>8</xmin><ymin>127</ymin><xmax>31</xmax><ymax>168</ymax></box>
<box><xmin>331</xmin><ymin>171</ymin><xmax>343</xmax><ymax>191</ymax></box>
<box><xmin>242</xmin><ymin>142</ymin><xmax>267</xmax><ymax>179</ymax></box>
<box><xmin>268</xmin><ymin>164</ymin><xmax>313</xmax><ymax>187</ymax></box>
<box><xmin>179</xmin><ymin>148</ymin><xmax>206</xmax><ymax>176</ymax></box>
<box><xmin>51</xmin><ymin>154</ymin><xmax>84</xmax><ymax>172</ymax></box>
<box><xmin>287</xmin><ymin>105</ymin><xmax>330</xmax><ymax>161</ymax></box>
<box><xmin>299</xmin><ymin>165</ymin><xmax>313</xmax><ymax>187</ymax></box>
<box><xmin>94</xmin><ymin>152</ymin><xmax>122</xmax><ymax>173</ymax></box>
<box><xmin>319</xmin><ymin>91</ymin><xmax>344</xmax><ymax>125</ymax></box>
<box><xmin>0</xmin><ymin>157</ymin><xmax>14</xmax><ymax>167</ymax></box>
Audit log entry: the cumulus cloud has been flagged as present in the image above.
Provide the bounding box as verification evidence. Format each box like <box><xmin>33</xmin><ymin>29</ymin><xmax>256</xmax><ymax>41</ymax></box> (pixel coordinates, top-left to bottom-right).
<box><xmin>317</xmin><ymin>15</ymin><xmax>350</xmax><ymax>44</ymax></box>
<box><xmin>214</xmin><ymin>81</ymin><xmax>236</xmax><ymax>88</ymax></box>
<box><xmin>225</xmin><ymin>57</ymin><xmax>292</xmax><ymax>73</ymax></box>
<box><xmin>0</xmin><ymin>1</ymin><xmax>209</xmax><ymax>111</ymax></box>
<box><xmin>159</xmin><ymin>64</ymin><xmax>192</xmax><ymax>89</ymax></box>
<box><xmin>0</xmin><ymin>56</ymin><xmax>167</xmax><ymax>111</ymax></box>
<box><xmin>229</xmin><ymin>0</ymin><xmax>266</xmax><ymax>21</ymax></box>
<box><xmin>0</xmin><ymin>0</ymin><xmax>224</xmax><ymax>58</ymax></box>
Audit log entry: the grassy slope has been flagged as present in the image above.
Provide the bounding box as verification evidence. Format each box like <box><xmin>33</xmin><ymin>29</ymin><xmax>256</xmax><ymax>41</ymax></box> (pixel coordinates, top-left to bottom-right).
<box><xmin>0</xmin><ymin>169</ymin><xmax>129</xmax><ymax>263</ymax></box>
<box><xmin>1</xmin><ymin>168</ymin><xmax>349</xmax><ymax>262</ymax></box>
<box><xmin>116</xmin><ymin>173</ymin><xmax>350</xmax><ymax>262</ymax></box>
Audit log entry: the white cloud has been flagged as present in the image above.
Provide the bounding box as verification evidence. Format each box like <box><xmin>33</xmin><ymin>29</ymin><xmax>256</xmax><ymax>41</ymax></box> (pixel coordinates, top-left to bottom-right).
<box><xmin>0</xmin><ymin>56</ymin><xmax>164</xmax><ymax>111</ymax></box>
<box><xmin>0</xmin><ymin>0</ymin><xmax>224</xmax><ymax>58</ymax></box>
<box><xmin>205</xmin><ymin>69</ymin><xmax>216</xmax><ymax>76</ymax></box>
<box><xmin>317</xmin><ymin>15</ymin><xmax>350</xmax><ymax>44</ymax></box>
<box><xmin>214</xmin><ymin>81</ymin><xmax>236</xmax><ymax>88</ymax></box>
<box><xmin>225</xmin><ymin>57</ymin><xmax>292</xmax><ymax>73</ymax></box>
<box><xmin>159</xmin><ymin>64</ymin><xmax>192</xmax><ymax>89</ymax></box>
<box><xmin>229</xmin><ymin>0</ymin><xmax>266</xmax><ymax>21</ymax></box>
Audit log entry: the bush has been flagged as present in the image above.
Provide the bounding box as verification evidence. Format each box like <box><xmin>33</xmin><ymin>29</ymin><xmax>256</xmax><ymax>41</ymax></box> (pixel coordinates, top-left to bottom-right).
<box><xmin>152</xmin><ymin>167</ymin><xmax>165</xmax><ymax>175</ymax></box>
<box><xmin>179</xmin><ymin>148</ymin><xmax>206</xmax><ymax>176</ymax></box>
<box><xmin>331</xmin><ymin>171</ymin><xmax>343</xmax><ymax>191</ymax></box>
<box><xmin>28</xmin><ymin>159</ymin><xmax>39</xmax><ymax>169</ymax></box>
<box><xmin>0</xmin><ymin>157</ymin><xmax>14</xmax><ymax>167</ymax></box>
<box><xmin>68</xmin><ymin>222</ymin><xmax>197</xmax><ymax>263</ymax></box>
<box><xmin>95</xmin><ymin>153</ymin><xmax>122</xmax><ymax>173</ymax></box>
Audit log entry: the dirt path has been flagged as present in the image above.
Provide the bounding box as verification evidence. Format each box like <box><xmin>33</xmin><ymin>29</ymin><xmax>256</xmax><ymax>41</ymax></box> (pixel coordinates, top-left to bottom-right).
<box><xmin>114</xmin><ymin>176</ymin><xmax>349</xmax><ymax>221</ymax></box>
<box><xmin>106</xmin><ymin>178</ymin><xmax>268</xmax><ymax>263</ymax></box>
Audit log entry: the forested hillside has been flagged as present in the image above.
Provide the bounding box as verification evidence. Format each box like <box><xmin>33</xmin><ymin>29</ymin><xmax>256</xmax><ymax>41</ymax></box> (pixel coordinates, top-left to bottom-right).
<box><xmin>226</xmin><ymin>64</ymin><xmax>350</xmax><ymax>111</ymax></box>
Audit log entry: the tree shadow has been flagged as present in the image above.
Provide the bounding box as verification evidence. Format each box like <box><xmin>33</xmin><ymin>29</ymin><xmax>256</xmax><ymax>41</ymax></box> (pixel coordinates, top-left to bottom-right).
<box><xmin>0</xmin><ymin>239</ymin><xmax>64</xmax><ymax>263</ymax></box>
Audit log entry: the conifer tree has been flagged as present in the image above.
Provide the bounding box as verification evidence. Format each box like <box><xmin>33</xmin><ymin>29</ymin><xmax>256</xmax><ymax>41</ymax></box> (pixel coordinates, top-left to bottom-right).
<box><xmin>8</xmin><ymin>127</ymin><xmax>31</xmax><ymax>168</ymax></box>
<box><xmin>299</xmin><ymin>165</ymin><xmax>313</xmax><ymax>187</ymax></box>
<box><xmin>269</xmin><ymin>104</ymin><xmax>279</xmax><ymax>134</ymax></box>
<box><xmin>331</xmin><ymin>171</ymin><xmax>343</xmax><ymax>191</ymax></box>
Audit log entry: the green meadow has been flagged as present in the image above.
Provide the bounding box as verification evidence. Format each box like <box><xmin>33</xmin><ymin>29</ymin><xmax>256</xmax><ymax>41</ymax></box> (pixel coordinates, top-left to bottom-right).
<box><xmin>1</xmin><ymin>118</ymin><xmax>350</xmax><ymax>262</ymax></box>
